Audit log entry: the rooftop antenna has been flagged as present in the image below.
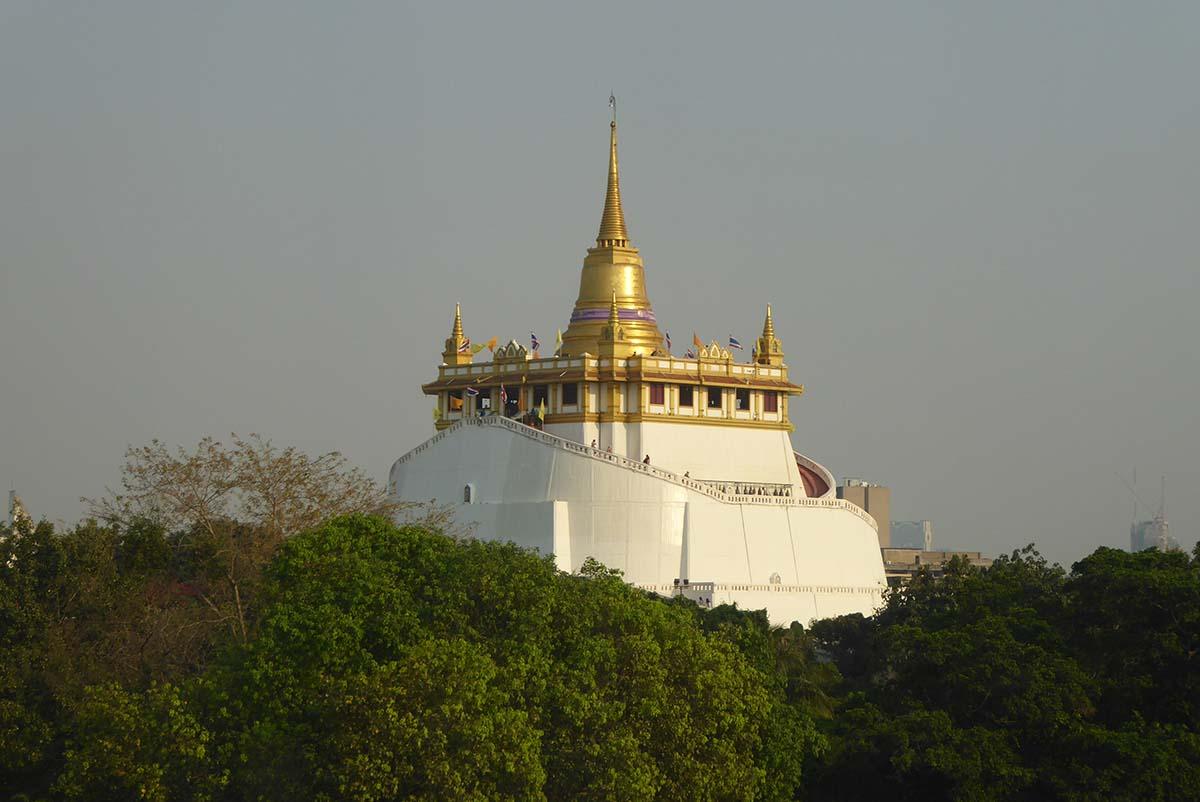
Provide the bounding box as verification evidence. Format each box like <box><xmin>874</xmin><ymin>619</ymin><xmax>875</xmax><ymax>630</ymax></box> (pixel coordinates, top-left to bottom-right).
<box><xmin>1117</xmin><ymin>469</ymin><xmax>1152</xmax><ymax>524</ymax></box>
<box><xmin>1159</xmin><ymin>475</ymin><xmax>1166</xmax><ymax>522</ymax></box>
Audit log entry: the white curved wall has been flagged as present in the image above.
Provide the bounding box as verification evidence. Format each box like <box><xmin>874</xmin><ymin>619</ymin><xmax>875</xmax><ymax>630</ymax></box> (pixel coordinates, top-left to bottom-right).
<box><xmin>390</xmin><ymin>421</ymin><xmax>886</xmax><ymax>625</ymax></box>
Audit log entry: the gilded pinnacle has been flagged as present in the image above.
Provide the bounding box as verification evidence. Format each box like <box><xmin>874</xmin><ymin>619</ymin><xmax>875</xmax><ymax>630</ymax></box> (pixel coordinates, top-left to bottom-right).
<box><xmin>452</xmin><ymin>302</ymin><xmax>464</xmax><ymax>339</ymax></box>
<box><xmin>596</xmin><ymin>118</ymin><xmax>629</xmax><ymax>247</ymax></box>
<box><xmin>762</xmin><ymin>304</ymin><xmax>775</xmax><ymax>341</ymax></box>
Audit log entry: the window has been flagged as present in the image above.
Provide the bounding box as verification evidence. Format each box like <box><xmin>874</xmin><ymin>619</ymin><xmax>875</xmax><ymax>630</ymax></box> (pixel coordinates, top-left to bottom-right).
<box><xmin>735</xmin><ymin>388</ymin><xmax>750</xmax><ymax>410</ymax></box>
<box><xmin>678</xmin><ymin>385</ymin><xmax>694</xmax><ymax>407</ymax></box>
<box><xmin>763</xmin><ymin>391</ymin><xmax>778</xmax><ymax>413</ymax></box>
<box><xmin>562</xmin><ymin>382</ymin><xmax>578</xmax><ymax>405</ymax></box>
<box><xmin>463</xmin><ymin>484</ymin><xmax>475</xmax><ymax>503</ymax></box>
<box><xmin>707</xmin><ymin>387</ymin><xmax>722</xmax><ymax>409</ymax></box>
<box><xmin>649</xmin><ymin>382</ymin><xmax>665</xmax><ymax>405</ymax></box>
<box><xmin>532</xmin><ymin>384</ymin><xmax>549</xmax><ymax>408</ymax></box>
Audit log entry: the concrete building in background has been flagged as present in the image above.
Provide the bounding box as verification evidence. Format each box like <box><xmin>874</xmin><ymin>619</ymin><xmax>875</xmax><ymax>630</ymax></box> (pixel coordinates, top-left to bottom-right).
<box><xmin>891</xmin><ymin>519</ymin><xmax>934</xmax><ymax>551</ymax></box>
<box><xmin>837</xmin><ymin>479</ymin><xmax>890</xmax><ymax>548</ymax></box>
<box><xmin>881</xmin><ymin>547</ymin><xmax>994</xmax><ymax>587</ymax></box>
<box><xmin>389</xmin><ymin>111</ymin><xmax>888</xmax><ymax>625</ymax></box>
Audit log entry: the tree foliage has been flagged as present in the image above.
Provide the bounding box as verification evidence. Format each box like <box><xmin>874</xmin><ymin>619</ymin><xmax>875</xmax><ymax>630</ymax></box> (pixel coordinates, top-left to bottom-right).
<box><xmin>5</xmin><ymin>440</ymin><xmax>1200</xmax><ymax>800</ymax></box>
<box><xmin>808</xmin><ymin>546</ymin><xmax>1200</xmax><ymax>802</ymax></box>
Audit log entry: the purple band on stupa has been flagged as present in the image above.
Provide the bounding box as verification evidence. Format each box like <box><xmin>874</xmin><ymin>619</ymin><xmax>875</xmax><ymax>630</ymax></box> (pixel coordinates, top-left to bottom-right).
<box><xmin>570</xmin><ymin>307</ymin><xmax>657</xmax><ymax>323</ymax></box>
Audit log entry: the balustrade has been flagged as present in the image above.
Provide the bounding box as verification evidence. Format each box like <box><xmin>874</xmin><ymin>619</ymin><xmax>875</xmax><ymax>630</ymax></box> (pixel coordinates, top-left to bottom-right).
<box><xmin>393</xmin><ymin>416</ymin><xmax>877</xmax><ymax>529</ymax></box>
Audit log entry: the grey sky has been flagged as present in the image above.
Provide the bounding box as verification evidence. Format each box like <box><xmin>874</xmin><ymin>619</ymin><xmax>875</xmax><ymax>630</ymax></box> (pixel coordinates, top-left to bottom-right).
<box><xmin>2</xmin><ymin>2</ymin><xmax>1197</xmax><ymax>566</ymax></box>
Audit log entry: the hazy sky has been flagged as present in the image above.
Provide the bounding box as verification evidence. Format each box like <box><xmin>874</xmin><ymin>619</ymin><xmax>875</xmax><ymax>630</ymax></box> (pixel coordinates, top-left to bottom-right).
<box><xmin>2</xmin><ymin>2</ymin><xmax>1197</xmax><ymax>566</ymax></box>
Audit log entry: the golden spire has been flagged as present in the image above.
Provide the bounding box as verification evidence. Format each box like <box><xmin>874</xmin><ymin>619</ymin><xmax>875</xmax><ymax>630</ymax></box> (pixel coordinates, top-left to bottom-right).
<box><xmin>756</xmin><ymin>303</ymin><xmax>784</xmax><ymax>366</ymax></box>
<box><xmin>607</xmin><ymin>289</ymin><xmax>621</xmax><ymax>327</ymax></box>
<box><xmin>560</xmin><ymin>99</ymin><xmax>662</xmax><ymax>358</ymax></box>
<box><xmin>596</xmin><ymin>97</ymin><xmax>629</xmax><ymax>248</ymax></box>
<box><xmin>443</xmin><ymin>302</ymin><xmax>471</xmax><ymax>365</ymax></box>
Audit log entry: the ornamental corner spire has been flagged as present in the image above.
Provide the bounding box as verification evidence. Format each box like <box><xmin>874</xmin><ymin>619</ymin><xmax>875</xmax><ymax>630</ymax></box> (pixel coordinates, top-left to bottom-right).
<box><xmin>756</xmin><ymin>303</ymin><xmax>785</xmax><ymax>366</ymax></box>
<box><xmin>443</xmin><ymin>302</ymin><xmax>472</xmax><ymax>365</ymax></box>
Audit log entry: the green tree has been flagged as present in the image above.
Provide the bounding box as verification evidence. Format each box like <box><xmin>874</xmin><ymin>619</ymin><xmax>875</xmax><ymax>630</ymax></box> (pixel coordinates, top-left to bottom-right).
<box><xmin>54</xmin><ymin>683</ymin><xmax>222</xmax><ymax>802</ymax></box>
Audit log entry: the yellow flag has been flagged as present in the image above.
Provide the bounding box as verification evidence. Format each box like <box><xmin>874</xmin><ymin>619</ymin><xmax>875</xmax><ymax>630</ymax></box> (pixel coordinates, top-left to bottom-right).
<box><xmin>433</xmin><ymin>406</ymin><xmax>441</xmax><ymax>420</ymax></box>
<box><xmin>486</xmin><ymin>336</ymin><xmax>498</xmax><ymax>352</ymax></box>
<box><xmin>450</xmin><ymin>395</ymin><xmax>463</xmax><ymax>410</ymax></box>
<box><xmin>471</xmin><ymin>343</ymin><xmax>486</xmax><ymax>354</ymax></box>
<box><xmin>537</xmin><ymin>399</ymin><xmax>546</xmax><ymax>421</ymax></box>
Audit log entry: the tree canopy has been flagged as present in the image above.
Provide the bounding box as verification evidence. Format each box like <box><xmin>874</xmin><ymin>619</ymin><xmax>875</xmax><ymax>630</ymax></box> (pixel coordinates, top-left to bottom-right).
<box><xmin>3</xmin><ymin>438</ymin><xmax>1199</xmax><ymax>800</ymax></box>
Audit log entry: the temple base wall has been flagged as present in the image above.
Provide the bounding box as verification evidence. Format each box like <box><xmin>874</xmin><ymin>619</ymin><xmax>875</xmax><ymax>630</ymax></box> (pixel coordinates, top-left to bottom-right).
<box><xmin>390</xmin><ymin>421</ymin><xmax>885</xmax><ymax>625</ymax></box>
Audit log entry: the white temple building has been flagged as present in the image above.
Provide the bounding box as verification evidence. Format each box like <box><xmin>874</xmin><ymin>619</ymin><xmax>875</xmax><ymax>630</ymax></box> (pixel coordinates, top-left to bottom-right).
<box><xmin>389</xmin><ymin>111</ymin><xmax>887</xmax><ymax>624</ymax></box>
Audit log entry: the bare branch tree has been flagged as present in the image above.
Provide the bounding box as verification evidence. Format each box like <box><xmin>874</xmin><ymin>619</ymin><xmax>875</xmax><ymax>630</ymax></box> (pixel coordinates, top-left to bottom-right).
<box><xmin>84</xmin><ymin>434</ymin><xmax>415</xmax><ymax>642</ymax></box>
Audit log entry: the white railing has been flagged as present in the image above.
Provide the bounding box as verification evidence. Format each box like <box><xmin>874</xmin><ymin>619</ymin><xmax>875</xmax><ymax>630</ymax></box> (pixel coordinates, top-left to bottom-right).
<box><xmin>693</xmin><ymin>479</ymin><xmax>795</xmax><ymax>498</ymax></box>
<box><xmin>653</xmin><ymin>581</ymin><xmax>884</xmax><ymax>596</ymax></box>
<box><xmin>394</xmin><ymin>416</ymin><xmax>877</xmax><ymax>530</ymax></box>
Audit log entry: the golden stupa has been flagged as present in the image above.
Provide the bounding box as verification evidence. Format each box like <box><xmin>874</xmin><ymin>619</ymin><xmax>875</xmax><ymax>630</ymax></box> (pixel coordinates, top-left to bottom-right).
<box><xmin>559</xmin><ymin>108</ymin><xmax>664</xmax><ymax>358</ymax></box>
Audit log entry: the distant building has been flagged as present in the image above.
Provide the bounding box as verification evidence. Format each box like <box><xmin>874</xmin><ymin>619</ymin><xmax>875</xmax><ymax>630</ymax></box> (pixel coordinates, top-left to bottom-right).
<box><xmin>881</xmin><ymin>547</ymin><xmax>994</xmax><ymax>588</ymax></box>
<box><xmin>892</xmin><ymin>520</ymin><xmax>934</xmax><ymax>551</ymax></box>
<box><xmin>6</xmin><ymin>491</ymin><xmax>30</xmax><ymax>530</ymax></box>
<box><xmin>1130</xmin><ymin>515</ymin><xmax>1179</xmax><ymax>553</ymax></box>
<box><xmin>838</xmin><ymin>479</ymin><xmax>890</xmax><ymax>547</ymax></box>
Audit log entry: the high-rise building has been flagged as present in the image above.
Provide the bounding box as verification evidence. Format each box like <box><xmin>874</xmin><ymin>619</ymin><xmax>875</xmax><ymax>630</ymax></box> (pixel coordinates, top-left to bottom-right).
<box><xmin>837</xmin><ymin>479</ymin><xmax>891</xmax><ymax>548</ymax></box>
<box><xmin>1130</xmin><ymin>515</ymin><xmax>1179</xmax><ymax>553</ymax></box>
<box><xmin>892</xmin><ymin>519</ymin><xmax>934</xmax><ymax>551</ymax></box>
<box><xmin>389</xmin><ymin>107</ymin><xmax>888</xmax><ymax>625</ymax></box>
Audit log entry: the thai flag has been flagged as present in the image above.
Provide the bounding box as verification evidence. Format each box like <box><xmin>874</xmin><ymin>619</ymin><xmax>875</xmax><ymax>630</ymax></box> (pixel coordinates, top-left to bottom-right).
<box><xmin>500</xmin><ymin>385</ymin><xmax>508</xmax><ymax>406</ymax></box>
<box><xmin>530</xmin><ymin>332</ymin><xmax>540</xmax><ymax>351</ymax></box>
<box><xmin>665</xmin><ymin>332</ymin><xmax>672</xmax><ymax>350</ymax></box>
<box><xmin>465</xmin><ymin>387</ymin><xmax>479</xmax><ymax>397</ymax></box>
<box><xmin>457</xmin><ymin>338</ymin><xmax>471</xmax><ymax>353</ymax></box>
<box><xmin>728</xmin><ymin>335</ymin><xmax>744</xmax><ymax>350</ymax></box>
<box><xmin>685</xmin><ymin>349</ymin><xmax>696</xmax><ymax>359</ymax></box>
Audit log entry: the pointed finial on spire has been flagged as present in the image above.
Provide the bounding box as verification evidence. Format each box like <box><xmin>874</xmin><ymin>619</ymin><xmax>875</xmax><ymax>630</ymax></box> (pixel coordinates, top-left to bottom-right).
<box><xmin>597</xmin><ymin>96</ymin><xmax>630</xmax><ymax>248</ymax></box>
<box><xmin>452</xmin><ymin>302</ymin><xmax>464</xmax><ymax>339</ymax></box>
<box><xmin>608</xmin><ymin>288</ymin><xmax>620</xmax><ymax>326</ymax></box>
<box><xmin>762</xmin><ymin>303</ymin><xmax>775</xmax><ymax>340</ymax></box>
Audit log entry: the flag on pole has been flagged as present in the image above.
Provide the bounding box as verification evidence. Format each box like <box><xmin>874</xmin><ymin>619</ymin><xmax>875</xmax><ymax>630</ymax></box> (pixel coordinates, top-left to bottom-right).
<box><xmin>486</xmin><ymin>336</ymin><xmax>498</xmax><ymax>352</ymax></box>
<box><xmin>457</xmin><ymin>338</ymin><xmax>471</xmax><ymax>353</ymax></box>
<box><xmin>665</xmin><ymin>332</ymin><xmax>672</xmax><ymax>351</ymax></box>
<box><xmin>531</xmin><ymin>332</ymin><xmax>541</xmax><ymax>351</ymax></box>
<box><xmin>500</xmin><ymin>385</ymin><xmax>508</xmax><ymax>407</ymax></box>
<box><xmin>537</xmin><ymin>399</ymin><xmax>546</xmax><ymax>421</ymax></box>
<box><xmin>555</xmin><ymin>329</ymin><xmax>563</xmax><ymax>354</ymax></box>
<box><xmin>471</xmin><ymin>343</ymin><xmax>486</xmax><ymax>354</ymax></box>
<box><xmin>729</xmin><ymin>335</ymin><xmax>743</xmax><ymax>350</ymax></box>
<box><xmin>465</xmin><ymin>387</ymin><xmax>479</xmax><ymax>397</ymax></box>
<box><xmin>685</xmin><ymin>349</ymin><xmax>696</xmax><ymax>359</ymax></box>
<box><xmin>450</xmin><ymin>395</ymin><xmax>463</xmax><ymax>410</ymax></box>
<box><xmin>751</xmin><ymin>344</ymin><xmax>757</xmax><ymax>360</ymax></box>
<box><xmin>692</xmin><ymin>332</ymin><xmax>703</xmax><ymax>349</ymax></box>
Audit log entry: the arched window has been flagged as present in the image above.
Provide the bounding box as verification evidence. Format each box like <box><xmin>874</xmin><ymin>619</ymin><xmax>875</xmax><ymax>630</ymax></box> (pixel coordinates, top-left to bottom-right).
<box><xmin>463</xmin><ymin>483</ymin><xmax>475</xmax><ymax>504</ymax></box>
